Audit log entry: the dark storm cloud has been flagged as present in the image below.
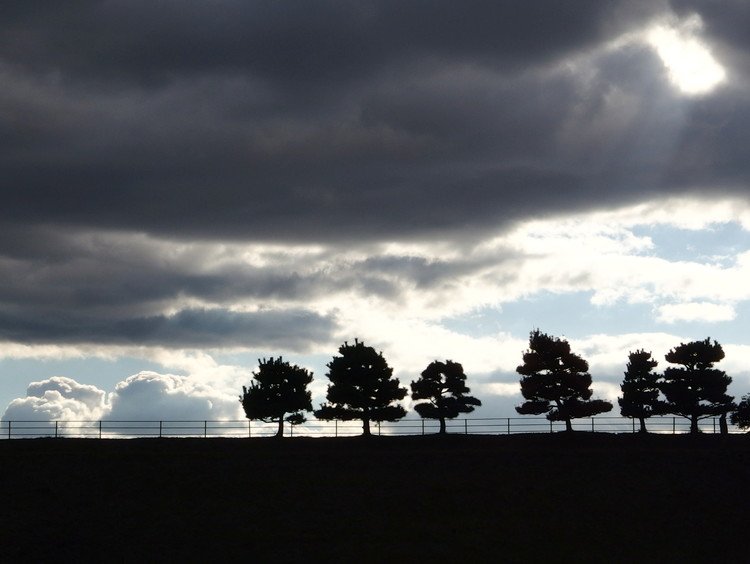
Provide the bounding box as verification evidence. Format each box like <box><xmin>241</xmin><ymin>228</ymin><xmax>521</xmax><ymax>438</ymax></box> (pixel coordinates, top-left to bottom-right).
<box><xmin>671</xmin><ymin>0</ymin><xmax>750</xmax><ymax>52</ymax></box>
<box><xmin>0</xmin><ymin>230</ymin><xmax>342</xmax><ymax>348</ymax></box>
<box><xmin>0</xmin><ymin>226</ymin><xmax>508</xmax><ymax>321</ymax></box>
<box><xmin>1</xmin><ymin>0</ymin><xmax>724</xmax><ymax>244</ymax></box>
<box><xmin>0</xmin><ymin>224</ymin><xmax>521</xmax><ymax>346</ymax></box>
<box><xmin>0</xmin><ymin>239</ymin><xmax>322</xmax><ymax>314</ymax></box>
<box><xmin>1</xmin><ymin>1</ymin><xmax>748</xmax><ymax>348</ymax></box>
<box><xmin>662</xmin><ymin>0</ymin><xmax>750</xmax><ymax>187</ymax></box>
<box><xmin>360</xmin><ymin>255</ymin><xmax>491</xmax><ymax>290</ymax></box>
<box><xmin>0</xmin><ymin>306</ymin><xmax>336</xmax><ymax>350</ymax></box>
<box><xmin>0</xmin><ymin>1</ymin><xmax>619</xmax><ymax>84</ymax></box>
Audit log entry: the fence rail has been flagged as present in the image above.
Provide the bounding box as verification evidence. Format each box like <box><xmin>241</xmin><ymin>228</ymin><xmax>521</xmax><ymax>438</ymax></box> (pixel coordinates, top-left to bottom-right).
<box><xmin>0</xmin><ymin>415</ymin><xmax>744</xmax><ymax>439</ymax></box>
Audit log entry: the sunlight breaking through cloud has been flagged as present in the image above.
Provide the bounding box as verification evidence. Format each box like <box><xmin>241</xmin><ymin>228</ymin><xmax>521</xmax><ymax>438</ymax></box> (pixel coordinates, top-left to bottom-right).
<box><xmin>647</xmin><ymin>14</ymin><xmax>726</xmax><ymax>95</ymax></box>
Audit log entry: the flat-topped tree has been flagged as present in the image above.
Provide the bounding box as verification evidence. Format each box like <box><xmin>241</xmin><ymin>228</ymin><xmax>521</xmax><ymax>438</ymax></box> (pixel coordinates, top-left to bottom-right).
<box><xmin>661</xmin><ymin>338</ymin><xmax>735</xmax><ymax>434</ymax></box>
<box><xmin>315</xmin><ymin>339</ymin><xmax>407</xmax><ymax>436</ymax></box>
<box><xmin>618</xmin><ymin>350</ymin><xmax>664</xmax><ymax>433</ymax></box>
<box><xmin>516</xmin><ymin>330</ymin><xmax>612</xmax><ymax>432</ymax></box>
<box><xmin>240</xmin><ymin>357</ymin><xmax>313</xmax><ymax>438</ymax></box>
<box><xmin>411</xmin><ymin>360</ymin><xmax>482</xmax><ymax>434</ymax></box>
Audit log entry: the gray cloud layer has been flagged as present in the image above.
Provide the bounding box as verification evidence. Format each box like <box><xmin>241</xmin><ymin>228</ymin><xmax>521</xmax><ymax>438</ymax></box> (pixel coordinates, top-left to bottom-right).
<box><xmin>0</xmin><ymin>307</ymin><xmax>337</xmax><ymax>349</ymax></box>
<box><xmin>1</xmin><ymin>1</ymin><xmax>748</xmax><ymax>347</ymax></box>
<box><xmin>1</xmin><ymin>1</ymin><xmax>746</xmax><ymax>243</ymax></box>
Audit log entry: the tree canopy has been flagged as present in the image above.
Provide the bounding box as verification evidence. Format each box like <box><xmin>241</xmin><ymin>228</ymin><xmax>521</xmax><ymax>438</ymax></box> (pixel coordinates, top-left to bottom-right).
<box><xmin>516</xmin><ymin>329</ymin><xmax>612</xmax><ymax>431</ymax></box>
<box><xmin>411</xmin><ymin>360</ymin><xmax>482</xmax><ymax>434</ymax></box>
<box><xmin>315</xmin><ymin>339</ymin><xmax>407</xmax><ymax>436</ymax></box>
<box><xmin>618</xmin><ymin>350</ymin><xmax>664</xmax><ymax>433</ymax></box>
<box><xmin>660</xmin><ymin>338</ymin><xmax>734</xmax><ymax>434</ymax></box>
<box><xmin>730</xmin><ymin>394</ymin><xmax>750</xmax><ymax>430</ymax></box>
<box><xmin>240</xmin><ymin>356</ymin><xmax>313</xmax><ymax>437</ymax></box>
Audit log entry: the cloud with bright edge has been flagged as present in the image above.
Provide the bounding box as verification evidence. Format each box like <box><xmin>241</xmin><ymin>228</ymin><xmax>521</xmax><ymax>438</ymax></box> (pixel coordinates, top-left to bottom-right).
<box><xmin>2</xmin><ymin>372</ymin><xmax>243</xmax><ymax>425</ymax></box>
<box><xmin>647</xmin><ymin>14</ymin><xmax>726</xmax><ymax>95</ymax></box>
<box><xmin>3</xmin><ymin>377</ymin><xmax>108</xmax><ymax>422</ymax></box>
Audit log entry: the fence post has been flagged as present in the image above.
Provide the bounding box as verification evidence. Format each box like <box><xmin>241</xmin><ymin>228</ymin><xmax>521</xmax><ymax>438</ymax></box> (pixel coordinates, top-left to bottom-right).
<box><xmin>591</xmin><ymin>418</ymin><xmax>595</xmax><ymax>432</ymax></box>
<box><xmin>55</xmin><ymin>421</ymin><xmax>59</xmax><ymax>438</ymax></box>
<box><xmin>204</xmin><ymin>420</ymin><xmax>207</xmax><ymax>438</ymax></box>
<box><xmin>290</xmin><ymin>423</ymin><xmax>293</xmax><ymax>438</ymax></box>
<box><xmin>549</xmin><ymin>420</ymin><xmax>553</xmax><ymax>433</ymax></box>
<box><xmin>335</xmin><ymin>420</ymin><xmax>338</xmax><ymax>438</ymax></box>
<box><xmin>8</xmin><ymin>420</ymin><xmax>11</xmax><ymax>439</ymax></box>
<box><xmin>159</xmin><ymin>421</ymin><xmax>163</xmax><ymax>438</ymax></box>
<box><xmin>464</xmin><ymin>419</ymin><xmax>468</xmax><ymax>435</ymax></box>
<box><xmin>672</xmin><ymin>417</ymin><xmax>676</xmax><ymax>434</ymax></box>
<box><xmin>378</xmin><ymin>422</ymin><xmax>381</xmax><ymax>436</ymax></box>
<box><xmin>421</xmin><ymin>419</ymin><xmax>424</xmax><ymax>436</ymax></box>
<box><xmin>713</xmin><ymin>418</ymin><xmax>716</xmax><ymax>434</ymax></box>
<box><xmin>248</xmin><ymin>420</ymin><xmax>251</xmax><ymax>438</ymax></box>
<box><xmin>99</xmin><ymin>420</ymin><xmax>102</xmax><ymax>439</ymax></box>
<box><xmin>632</xmin><ymin>418</ymin><xmax>635</xmax><ymax>433</ymax></box>
<box><xmin>507</xmin><ymin>418</ymin><xmax>510</xmax><ymax>435</ymax></box>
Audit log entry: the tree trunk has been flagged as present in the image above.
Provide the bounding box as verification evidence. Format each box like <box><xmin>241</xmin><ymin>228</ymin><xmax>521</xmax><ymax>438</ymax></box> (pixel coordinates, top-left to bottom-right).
<box><xmin>275</xmin><ymin>417</ymin><xmax>284</xmax><ymax>438</ymax></box>
<box><xmin>690</xmin><ymin>415</ymin><xmax>699</xmax><ymax>434</ymax></box>
<box><xmin>720</xmin><ymin>413</ymin><xmax>728</xmax><ymax>435</ymax></box>
<box><xmin>639</xmin><ymin>416</ymin><xmax>648</xmax><ymax>433</ymax></box>
<box><xmin>362</xmin><ymin>417</ymin><xmax>371</xmax><ymax>437</ymax></box>
<box><xmin>564</xmin><ymin>417</ymin><xmax>573</xmax><ymax>432</ymax></box>
<box><xmin>439</xmin><ymin>418</ymin><xmax>446</xmax><ymax>434</ymax></box>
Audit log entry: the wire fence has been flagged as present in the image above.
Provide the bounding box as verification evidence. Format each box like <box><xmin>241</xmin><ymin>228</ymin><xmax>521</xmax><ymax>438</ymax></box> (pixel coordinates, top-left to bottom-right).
<box><xmin>0</xmin><ymin>415</ymin><xmax>744</xmax><ymax>439</ymax></box>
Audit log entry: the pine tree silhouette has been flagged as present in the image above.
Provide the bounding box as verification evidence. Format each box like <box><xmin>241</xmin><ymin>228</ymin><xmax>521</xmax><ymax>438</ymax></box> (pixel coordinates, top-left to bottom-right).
<box><xmin>411</xmin><ymin>360</ymin><xmax>481</xmax><ymax>434</ymax></box>
<box><xmin>730</xmin><ymin>394</ymin><xmax>750</xmax><ymax>430</ymax></box>
<box><xmin>516</xmin><ymin>329</ymin><xmax>612</xmax><ymax>432</ymax></box>
<box><xmin>618</xmin><ymin>350</ymin><xmax>664</xmax><ymax>433</ymax></box>
<box><xmin>660</xmin><ymin>338</ymin><xmax>735</xmax><ymax>434</ymax></box>
<box><xmin>315</xmin><ymin>339</ymin><xmax>406</xmax><ymax>436</ymax></box>
<box><xmin>240</xmin><ymin>357</ymin><xmax>313</xmax><ymax>438</ymax></box>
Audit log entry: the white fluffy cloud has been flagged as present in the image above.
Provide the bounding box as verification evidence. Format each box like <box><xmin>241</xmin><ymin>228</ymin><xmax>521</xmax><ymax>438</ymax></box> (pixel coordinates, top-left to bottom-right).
<box><xmin>2</xmin><ymin>376</ymin><xmax>107</xmax><ymax>422</ymax></box>
<box><xmin>656</xmin><ymin>302</ymin><xmax>736</xmax><ymax>324</ymax></box>
<box><xmin>2</xmin><ymin>371</ymin><xmax>243</xmax><ymax>425</ymax></box>
<box><xmin>107</xmin><ymin>371</ymin><xmax>240</xmax><ymax>421</ymax></box>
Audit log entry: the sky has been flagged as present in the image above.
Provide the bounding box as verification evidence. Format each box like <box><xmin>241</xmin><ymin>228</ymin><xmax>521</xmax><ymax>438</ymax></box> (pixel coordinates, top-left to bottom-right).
<box><xmin>1</xmin><ymin>1</ymin><xmax>749</xmax><ymax>428</ymax></box>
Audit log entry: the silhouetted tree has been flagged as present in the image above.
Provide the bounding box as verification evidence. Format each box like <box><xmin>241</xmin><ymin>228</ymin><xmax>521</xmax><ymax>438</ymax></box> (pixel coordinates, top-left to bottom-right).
<box><xmin>315</xmin><ymin>339</ymin><xmax>406</xmax><ymax>436</ymax></box>
<box><xmin>618</xmin><ymin>350</ymin><xmax>664</xmax><ymax>433</ymax></box>
<box><xmin>660</xmin><ymin>338</ymin><xmax>734</xmax><ymax>434</ymax></box>
<box><xmin>240</xmin><ymin>357</ymin><xmax>313</xmax><ymax>438</ymax></box>
<box><xmin>411</xmin><ymin>360</ymin><xmax>482</xmax><ymax>434</ymax></box>
<box><xmin>516</xmin><ymin>330</ymin><xmax>612</xmax><ymax>432</ymax></box>
<box><xmin>730</xmin><ymin>394</ymin><xmax>750</xmax><ymax>430</ymax></box>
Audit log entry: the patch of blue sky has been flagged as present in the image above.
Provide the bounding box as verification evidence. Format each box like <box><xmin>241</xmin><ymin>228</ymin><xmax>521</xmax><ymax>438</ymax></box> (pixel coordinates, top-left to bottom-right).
<box><xmin>215</xmin><ymin>351</ymin><xmax>331</xmax><ymax>371</ymax></box>
<box><xmin>441</xmin><ymin>291</ymin><xmax>657</xmax><ymax>340</ymax></box>
<box><xmin>632</xmin><ymin>222</ymin><xmax>750</xmax><ymax>265</ymax></box>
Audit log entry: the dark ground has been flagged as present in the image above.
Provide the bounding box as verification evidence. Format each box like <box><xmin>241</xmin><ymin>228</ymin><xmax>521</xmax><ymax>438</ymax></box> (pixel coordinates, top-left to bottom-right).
<box><xmin>1</xmin><ymin>433</ymin><xmax>747</xmax><ymax>563</ymax></box>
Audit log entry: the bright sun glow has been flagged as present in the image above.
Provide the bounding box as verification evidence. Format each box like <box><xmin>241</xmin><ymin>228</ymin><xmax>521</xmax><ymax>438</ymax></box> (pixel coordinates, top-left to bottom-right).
<box><xmin>647</xmin><ymin>15</ymin><xmax>726</xmax><ymax>95</ymax></box>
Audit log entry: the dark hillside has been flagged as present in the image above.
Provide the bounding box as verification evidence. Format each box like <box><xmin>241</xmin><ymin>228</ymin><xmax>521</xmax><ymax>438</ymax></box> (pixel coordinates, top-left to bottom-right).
<box><xmin>1</xmin><ymin>434</ymin><xmax>747</xmax><ymax>562</ymax></box>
